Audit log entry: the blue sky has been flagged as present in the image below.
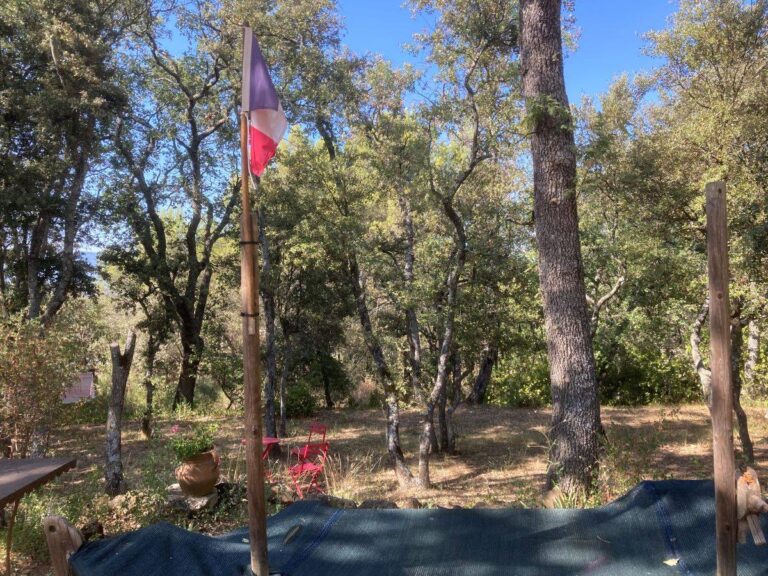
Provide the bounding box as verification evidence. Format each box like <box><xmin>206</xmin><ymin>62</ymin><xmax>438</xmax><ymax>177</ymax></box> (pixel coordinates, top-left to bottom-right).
<box><xmin>338</xmin><ymin>0</ymin><xmax>678</xmax><ymax>101</ymax></box>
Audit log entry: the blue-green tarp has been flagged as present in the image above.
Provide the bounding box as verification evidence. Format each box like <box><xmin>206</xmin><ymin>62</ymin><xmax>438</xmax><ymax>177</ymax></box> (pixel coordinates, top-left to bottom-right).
<box><xmin>70</xmin><ymin>480</ymin><xmax>768</xmax><ymax>575</ymax></box>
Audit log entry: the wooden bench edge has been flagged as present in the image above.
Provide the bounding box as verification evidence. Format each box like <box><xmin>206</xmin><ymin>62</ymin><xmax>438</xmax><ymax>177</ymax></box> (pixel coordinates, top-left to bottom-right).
<box><xmin>43</xmin><ymin>515</ymin><xmax>84</xmax><ymax>576</ymax></box>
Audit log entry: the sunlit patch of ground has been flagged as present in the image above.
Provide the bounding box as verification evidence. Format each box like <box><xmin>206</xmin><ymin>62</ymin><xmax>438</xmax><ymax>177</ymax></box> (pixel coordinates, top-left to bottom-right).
<box><xmin>4</xmin><ymin>403</ymin><xmax>766</xmax><ymax>574</ymax></box>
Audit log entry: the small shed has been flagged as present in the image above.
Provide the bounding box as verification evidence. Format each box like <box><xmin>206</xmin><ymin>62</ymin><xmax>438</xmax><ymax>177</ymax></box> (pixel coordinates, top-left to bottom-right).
<box><xmin>62</xmin><ymin>372</ymin><xmax>96</xmax><ymax>404</ymax></box>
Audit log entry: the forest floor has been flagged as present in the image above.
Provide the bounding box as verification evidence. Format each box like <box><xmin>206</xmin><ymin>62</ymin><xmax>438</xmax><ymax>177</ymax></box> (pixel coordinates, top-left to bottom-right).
<box><xmin>4</xmin><ymin>403</ymin><xmax>768</xmax><ymax>574</ymax></box>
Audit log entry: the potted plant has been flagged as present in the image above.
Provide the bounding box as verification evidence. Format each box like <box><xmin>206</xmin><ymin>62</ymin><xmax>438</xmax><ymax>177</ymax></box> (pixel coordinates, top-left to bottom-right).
<box><xmin>169</xmin><ymin>422</ymin><xmax>220</xmax><ymax>497</ymax></box>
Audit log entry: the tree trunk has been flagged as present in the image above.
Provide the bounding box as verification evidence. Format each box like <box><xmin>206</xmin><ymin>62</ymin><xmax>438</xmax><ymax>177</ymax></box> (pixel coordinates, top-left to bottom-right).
<box><xmin>417</xmin><ymin>201</ymin><xmax>466</xmax><ymax>487</ymax></box>
<box><xmin>174</xmin><ymin>339</ymin><xmax>201</xmax><ymax>408</ymax></box>
<box><xmin>437</xmin><ymin>386</ymin><xmax>448</xmax><ymax>453</ymax></box>
<box><xmin>319</xmin><ymin>352</ymin><xmax>335</xmax><ymax>409</ymax></box>
<box><xmin>691</xmin><ymin>298</ymin><xmax>713</xmax><ymax>406</ymax></box>
<box><xmin>26</xmin><ymin>212</ymin><xmax>50</xmax><ymax>320</ymax></box>
<box><xmin>141</xmin><ymin>334</ymin><xmax>158</xmax><ymax>439</ymax></box>
<box><xmin>278</xmin><ymin>337</ymin><xmax>293</xmax><ymax>438</ymax></box>
<box><xmin>105</xmin><ymin>331</ymin><xmax>136</xmax><ymax>497</ymax></box>
<box><xmin>730</xmin><ymin>305</ymin><xmax>754</xmax><ymax>463</ymax></box>
<box><xmin>520</xmin><ymin>0</ymin><xmax>602</xmax><ymax>495</ymax></box>
<box><xmin>744</xmin><ymin>320</ymin><xmax>759</xmax><ymax>393</ymax></box>
<box><xmin>348</xmin><ymin>255</ymin><xmax>414</xmax><ymax>487</ymax></box>
<box><xmin>444</xmin><ymin>349</ymin><xmax>465</xmax><ymax>455</ymax></box>
<box><xmin>398</xmin><ymin>195</ymin><xmax>424</xmax><ymax>402</ymax></box>
<box><xmin>41</xmin><ymin>120</ymin><xmax>94</xmax><ymax>324</ymax></box>
<box><xmin>468</xmin><ymin>344</ymin><xmax>497</xmax><ymax>404</ymax></box>
<box><xmin>259</xmin><ymin>207</ymin><xmax>279</xmax><ymax>439</ymax></box>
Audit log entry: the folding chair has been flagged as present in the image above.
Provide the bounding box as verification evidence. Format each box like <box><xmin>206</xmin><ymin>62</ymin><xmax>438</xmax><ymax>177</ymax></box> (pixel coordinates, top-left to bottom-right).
<box><xmin>289</xmin><ymin>441</ymin><xmax>329</xmax><ymax>498</ymax></box>
<box><xmin>290</xmin><ymin>422</ymin><xmax>327</xmax><ymax>459</ymax></box>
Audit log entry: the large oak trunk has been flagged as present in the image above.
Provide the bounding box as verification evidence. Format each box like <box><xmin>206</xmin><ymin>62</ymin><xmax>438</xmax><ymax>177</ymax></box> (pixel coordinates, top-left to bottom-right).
<box><xmin>520</xmin><ymin>0</ymin><xmax>602</xmax><ymax>494</ymax></box>
<box><xmin>105</xmin><ymin>332</ymin><xmax>136</xmax><ymax>497</ymax></box>
<box><xmin>174</xmin><ymin>338</ymin><xmax>201</xmax><ymax>407</ymax></box>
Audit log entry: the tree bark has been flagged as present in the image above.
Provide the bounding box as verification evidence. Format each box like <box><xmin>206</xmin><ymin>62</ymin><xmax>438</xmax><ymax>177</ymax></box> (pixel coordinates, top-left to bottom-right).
<box><xmin>417</xmin><ymin>196</ymin><xmax>467</xmax><ymax>488</ymax></box>
<box><xmin>468</xmin><ymin>343</ymin><xmax>497</xmax><ymax>404</ymax></box>
<box><xmin>278</xmin><ymin>334</ymin><xmax>294</xmax><ymax>438</ymax></box>
<box><xmin>520</xmin><ymin>0</ymin><xmax>602</xmax><ymax>494</ymax></box>
<box><xmin>586</xmin><ymin>273</ymin><xmax>625</xmax><ymax>339</ymax></box>
<box><xmin>174</xmin><ymin>334</ymin><xmax>202</xmax><ymax>408</ymax></box>
<box><xmin>398</xmin><ymin>195</ymin><xmax>424</xmax><ymax>402</ymax></box>
<box><xmin>41</xmin><ymin>118</ymin><xmax>95</xmax><ymax>323</ymax></box>
<box><xmin>730</xmin><ymin>304</ymin><xmax>754</xmax><ymax>463</ymax></box>
<box><xmin>349</xmin><ymin>255</ymin><xmax>414</xmax><ymax>487</ymax></box>
<box><xmin>691</xmin><ymin>298</ymin><xmax>713</xmax><ymax>406</ymax></box>
<box><xmin>26</xmin><ymin>212</ymin><xmax>50</xmax><ymax>320</ymax></box>
<box><xmin>105</xmin><ymin>331</ymin><xmax>136</xmax><ymax>497</ymax></box>
<box><xmin>319</xmin><ymin>352</ymin><xmax>335</xmax><ymax>409</ymax></box>
<box><xmin>444</xmin><ymin>349</ymin><xmax>467</xmax><ymax>455</ymax></box>
<box><xmin>744</xmin><ymin>320</ymin><xmax>759</xmax><ymax>392</ymax></box>
<box><xmin>437</xmin><ymin>386</ymin><xmax>448</xmax><ymax>453</ymax></box>
<box><xmin>141</xmin><ymin>333</ymin><xmax>158</xmax><ymax>439</ymax></box>
<box><xmin>259</xmin><ymin>206</ymin><xmax>279</xmax><ymax>439</ymax></box>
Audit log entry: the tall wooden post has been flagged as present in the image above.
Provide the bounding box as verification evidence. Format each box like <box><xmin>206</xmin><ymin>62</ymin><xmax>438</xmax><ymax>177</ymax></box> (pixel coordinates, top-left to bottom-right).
<box><xmin>240</xmin><ymin>111</ymin><xmax>269</xmax><ymax>576</ymax></box>
<box><xmin>706</xmin><ymin>181</ymin><xmax>736</xmax><ymax>576</ymax></box>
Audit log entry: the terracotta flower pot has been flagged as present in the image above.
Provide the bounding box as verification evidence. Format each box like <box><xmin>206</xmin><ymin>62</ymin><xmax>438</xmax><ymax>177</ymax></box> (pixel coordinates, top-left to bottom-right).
<box><xmin>175</xmin><ymin>448</ymin><xmax>220</xmax><ymax>497</ymax></box>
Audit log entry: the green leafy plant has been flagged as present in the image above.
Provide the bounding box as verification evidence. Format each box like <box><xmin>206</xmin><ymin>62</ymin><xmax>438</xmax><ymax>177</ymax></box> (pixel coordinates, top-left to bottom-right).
<box><xmin>286</xmin><ymin>382</ymin><xmax>317</xmax><ymax>418</ymax></box>
<box><xmin>168</xmin><ymin>422</ymin><xmax>218</xmax><ymax>461</ymax></box>
<box><xmin>0</xmin><ymin>314</ymin><xmax>84</xmax><ymax>457</ymax></box>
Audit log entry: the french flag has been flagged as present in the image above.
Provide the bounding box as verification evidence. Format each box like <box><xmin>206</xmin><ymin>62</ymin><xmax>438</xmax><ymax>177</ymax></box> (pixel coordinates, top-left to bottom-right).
<box><xmin>242</xmin><ymin>28</ymin><xmax>287</xmax><ymax>176</ymax></box>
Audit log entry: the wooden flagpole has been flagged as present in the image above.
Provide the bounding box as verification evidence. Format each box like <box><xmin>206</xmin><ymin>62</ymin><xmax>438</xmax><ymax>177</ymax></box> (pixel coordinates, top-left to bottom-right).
<box><xmin>240</xmin><ymin>108</ymin><xmax>269</xmax><ymax>576</ymax></box>
<box><xmin>706</xmin><ymin>181</ymin><xmax>736</xmax><ymax>576</ymax></box>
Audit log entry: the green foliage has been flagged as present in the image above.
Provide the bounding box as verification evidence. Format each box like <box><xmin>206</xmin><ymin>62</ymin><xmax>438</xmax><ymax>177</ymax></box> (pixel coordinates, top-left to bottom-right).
<box><xmin>168</xmin><ymin>422</ymin><xmax>218</xmax><ymax>462</ymax></box>
<box><xmin>523</xmin><ymin>94</ymin><xmax>574</xmax><ymax>133</ymax></box>
<box><xmin>0</xmin><ymin>0</ymin><xmax>132</xmax><ymax>317</ymax></box>
<box><xmin>286</xmin><ymin>382</ymin><xmax>317</xmax><ymax>419</ymax></box>
<box><xmin>489</xmin><ymin>352</ymin><xmax>551</xmax><ymax>408</ymax></box>
<box><xmin>0</xmin><ymin>313</ymin><xmax>85</xmax><ymax>456</ymax></box>
<box><xmin>597</xmin><ymin>348</ymin><xmax>699</xmax><ymax>406</ymax></box>
<box><xmin>59</xmin><ymin>396</ymin><xmax>111</xmax><ymax>427</ymax></box>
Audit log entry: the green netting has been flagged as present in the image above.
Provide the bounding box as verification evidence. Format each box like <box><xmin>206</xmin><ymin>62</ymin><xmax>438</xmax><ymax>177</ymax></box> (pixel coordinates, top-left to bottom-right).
<box><xmin>70</xmin><ymin>480</ymin><xmax>768</xmax><ymax>576</ymax></box>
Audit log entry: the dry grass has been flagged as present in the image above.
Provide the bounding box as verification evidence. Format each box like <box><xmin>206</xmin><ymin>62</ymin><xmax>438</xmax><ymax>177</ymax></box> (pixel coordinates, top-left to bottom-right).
<box><xmin>43</xmin><ymin>404</ymin><xmax>768</xmax><ymax>508</ymax></box>
<box><xmin>5</xmin><ymin>403</ymin><xmax>768</xmax><ymax>574</ymax></box>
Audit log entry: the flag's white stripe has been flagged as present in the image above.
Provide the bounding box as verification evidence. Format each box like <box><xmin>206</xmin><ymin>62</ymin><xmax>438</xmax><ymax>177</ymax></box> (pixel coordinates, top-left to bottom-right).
<box><xmin>241</xmin><ymin>27</ymin><xmax>253</xmax><ymax>110</ymax></box>
<box><xmin>249</xmin><ymin>104</ymin><xmax>287</xmax><ymax>144</ymax></box>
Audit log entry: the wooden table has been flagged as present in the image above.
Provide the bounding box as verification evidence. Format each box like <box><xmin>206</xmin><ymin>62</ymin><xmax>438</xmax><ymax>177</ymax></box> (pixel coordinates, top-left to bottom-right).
<box><xmin>1</xmin><ymin>457</ymin><xmax>76</xmax><ymax>574</ymax></box>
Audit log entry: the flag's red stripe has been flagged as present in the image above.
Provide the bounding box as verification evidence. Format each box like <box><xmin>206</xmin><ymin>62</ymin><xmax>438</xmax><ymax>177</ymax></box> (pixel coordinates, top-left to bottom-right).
<box><xmin>249</xmin><ymin>125</ymin><xmax>278</xmax><ymax>176</ymax></box>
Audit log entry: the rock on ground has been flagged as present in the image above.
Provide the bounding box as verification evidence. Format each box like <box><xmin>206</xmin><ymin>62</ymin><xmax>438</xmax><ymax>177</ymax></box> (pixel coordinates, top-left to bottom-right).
<box><xmin>166</xmin><ymin>483</ymin><xmax>219</xmax><ymax>513</ymax></box>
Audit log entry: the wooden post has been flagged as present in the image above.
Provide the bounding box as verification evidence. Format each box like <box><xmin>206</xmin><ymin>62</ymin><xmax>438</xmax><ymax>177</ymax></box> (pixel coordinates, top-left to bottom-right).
<box><xmin>706</xmin><ymin>181</ymin><xmax>737</xmax><ymax>576</ymax></box>
<box><xmin>4</xmin><ymin>500</ymin><xmax>19</xmax><ymax>576</ymax></box>
<box><xmin>42</xmin><ymin>516</ymin><xmax>84</xmax><ymax>576</ymax></box>
<box><xmin>240</xmin><ymin>109</ymin><xmax>269</xmax><ymax>576</ymax></box>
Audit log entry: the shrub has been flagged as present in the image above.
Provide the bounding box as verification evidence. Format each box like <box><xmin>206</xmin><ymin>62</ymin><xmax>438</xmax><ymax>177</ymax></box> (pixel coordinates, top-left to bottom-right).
<box><xmin>286</xmin><ymin>382</ymin><xmax>316</xmax><ymax>418</ymax></box>
<box><xmin>489</xmin><ymin>352</ymin><xmax>551</xmax><ymax>408</ymax></box>
<box><xmin>168</xmin><ymin>422</ymin><xmax>218</xmax><ymax>461</ymax></box>
<box><xmin>0</xmin><ymin>315</ymin><xmax>83</xmax><ymax>457</ymax></box>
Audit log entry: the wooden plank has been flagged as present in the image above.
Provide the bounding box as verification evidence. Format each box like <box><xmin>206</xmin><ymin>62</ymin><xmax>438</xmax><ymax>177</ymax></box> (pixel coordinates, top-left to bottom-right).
<box><xmin>43</xmin><ymin>515</ymin><xmax>84</xmax><ymax>576</ymax></box>
<box><xmin>0</xmin><ymin>457</ymin><xmax>76</xmax><ymax>508</ymax></box>
<box><xmin>240</xmin><ymin>104</ymin><xmax>269</xmax><ymax>575</ymax></box>
<box><xmin>706</xmin><ymin>181</ymin><xmax>737</xmax><ymax>576</ymax></box>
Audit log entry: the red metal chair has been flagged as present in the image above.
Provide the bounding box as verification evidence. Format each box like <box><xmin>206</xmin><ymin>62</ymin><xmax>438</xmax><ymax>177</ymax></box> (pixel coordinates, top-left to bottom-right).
<box><xmin>289</xmin><ymin>442</ymin><xmax>329</xmax><ymax>498</ymax></box>
<box><xmin>290</xmin><ymin>422</ymin><xmax>327</xmax><ymax>459</ymax></box>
